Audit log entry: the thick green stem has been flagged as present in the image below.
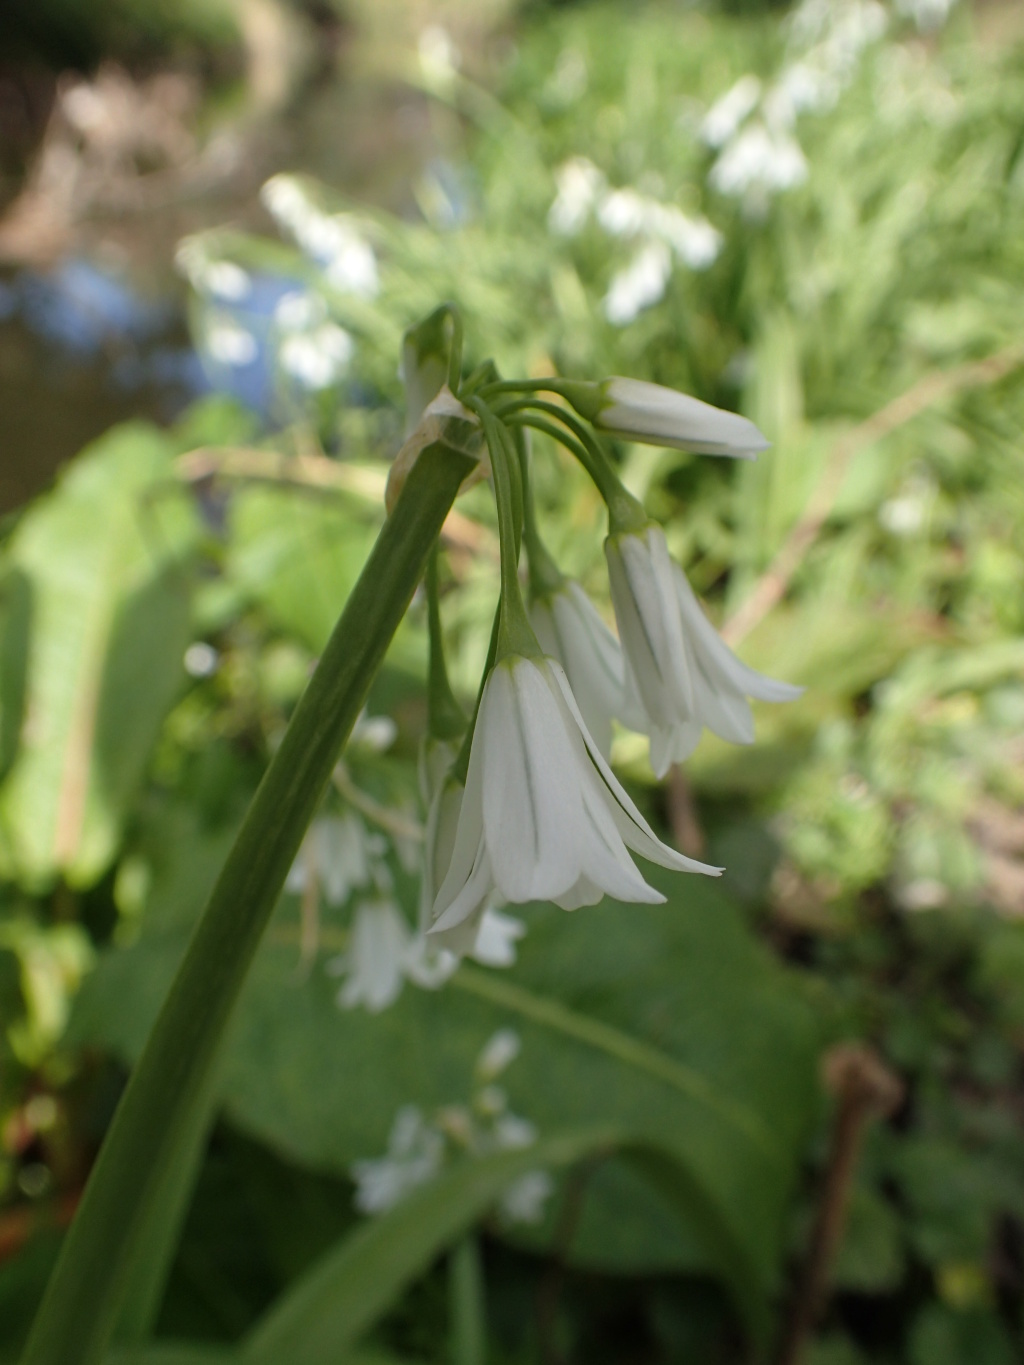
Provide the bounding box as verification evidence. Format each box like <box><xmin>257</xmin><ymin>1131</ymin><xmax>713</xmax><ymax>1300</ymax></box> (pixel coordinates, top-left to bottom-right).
<box><xmin>20</xmin><ymin>441</ymin><xmax>476</xmax><ymax>1365</ymax></box>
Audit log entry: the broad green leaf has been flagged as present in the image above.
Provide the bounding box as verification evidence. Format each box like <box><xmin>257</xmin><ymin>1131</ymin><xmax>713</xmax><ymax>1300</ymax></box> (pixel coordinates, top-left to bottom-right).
<box><xmin>73</xmin><ymin>812</ymin><xmax>819</xmax><ymax>1321</ymax></box>
<box><xmin>224</xmin><ymin>482</ymin><xmax>427</xmax><ymax>676</ymax></box>
<box><xmin>240</xmin><ymin>1128</ymin><xmax>625</xmax><ymax>1364</ymax></box>
<box><xmin>0</xmin><ymin>424</ymin><xmax>196</xmax><ymax>889</ymax></box>
<box><xmin>107</xmin><ymin>1350</ymin><xmax>233</xmax><ymax>1365</ymax></box>
<box><xmin>0</xmin><ymin>566</ymin><xmax>31</xmax><ymax>787</ymax></box>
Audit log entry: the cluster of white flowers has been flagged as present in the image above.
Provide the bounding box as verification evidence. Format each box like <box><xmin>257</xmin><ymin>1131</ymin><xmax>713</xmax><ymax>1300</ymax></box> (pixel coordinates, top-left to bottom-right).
<box><xmin>273</xmin><ymin>290</ymin><xmax>354</xmax><ymax>391</ymax></box>
<box><xmin>351</xmin><ymin>1029</ymin><xmax>554</xmax><ymax>1226</ymax></box>
<box><xmin>176</xmin><ymin>238</ymin><xmax>252</xmax><ymax>303</ymax></box>
<box><xmin>548</xmin><ymin>158</ymin><xmax>722</xmax><ymax>325</ymax></box>
<box><xmin>702</xmin><ymin>0</ymin><xmax>893</xmax><ymax>214</ymax></box>
<box><xmin>261</xmin><ymin>175</ymin><xmax>380</xmax><ymax>299</ymax></box>
<box><xmin>409</xmin><ymin>373</ymin><xmax>802</xmax><ymax>949</ymax></box>
<box><xmin>328</xmin><ymin>900</ymin><xmax>526</xmax><ymax>1013</ymax></box>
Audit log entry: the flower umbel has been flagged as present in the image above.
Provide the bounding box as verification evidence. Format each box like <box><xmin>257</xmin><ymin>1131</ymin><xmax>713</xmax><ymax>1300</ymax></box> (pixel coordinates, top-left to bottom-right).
<box><xmin>430</xmin><ymin>653</ymin><xmax>720</xmax><ymax>939</ymax></box>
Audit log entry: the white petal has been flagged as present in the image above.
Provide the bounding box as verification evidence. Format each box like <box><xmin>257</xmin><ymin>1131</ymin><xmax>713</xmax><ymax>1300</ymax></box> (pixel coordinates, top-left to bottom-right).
<box><xmin>482</xmin><ymin>659</ymin><xmax>583</xmax><ymax>903</ymax></box>
<box><xmin>547</xmin><ymin>661</ymin><xmax>721</xmax><ymax>877</ymax></box>
<box><xmin>673</xmin><ymin>565</ymin><xmax>803</xmax><ymax>703</ymax></box>
<box><xmin>648</xmin><ymin>721</ymin><xmax>701</xmax><ymax>777</ymax></box>
<box><xmin>600</xmin><ymin>377</ymin><xmax>770</xmax><ymax>458</ymax></box>
<box><xmin>430</xmin><ymin>838</ymin><xmax>494</xmax><ymax>934</ymax></box>
<box><xmin>432</xmin><ymin>739</ymin><xmax>487</xmax><ymax>925</ymax></box>
<box><xmin>607</xmin><ymin>530</ymin><xmax>694</xmax><ymax>726</ymax></box>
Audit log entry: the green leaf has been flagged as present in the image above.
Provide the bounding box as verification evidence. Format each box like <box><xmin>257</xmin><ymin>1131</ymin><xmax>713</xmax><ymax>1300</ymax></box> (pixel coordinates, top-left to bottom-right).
<box><xmin>0</xmin><ymin>424</ymin><xmax>196</xmax><ymax>889</ymax></box>
<box><xmin>75</xmin><ymin>841</ymin><xmax>818</xmax><ymax>1328</ymax></box>
<box><xmin>0</xmin><ymin>566</ymin><xmax>31</xmax><ymax>787</ymax></box>
<box><xmin>240</xmin><ymin>1128</ymin><xmax>623</xmax><ymax>1364</ymax></box>
<box><xmin>107</xmin><ymin>1350</ymin><xmax>234</xmax><ymax>1365</ymax></box>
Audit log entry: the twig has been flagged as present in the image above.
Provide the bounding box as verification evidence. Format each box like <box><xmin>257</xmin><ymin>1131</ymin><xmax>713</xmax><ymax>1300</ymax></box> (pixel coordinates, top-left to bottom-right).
<box><xmin>666</xmin><ymin>764</ymin><xmax>706</xmax><ymax>859</ymax></box>
<box><xmin>175</xmin><ymin>446</ymin><xmax>490</xmax><ymax>556</ymax></box>
<box><xmin>722</xmin><ymin>346</ymin><xmax>1024</xmax><ymax>648</ymax></box>
<box><xmin>331</xmin><ymin>765</ymin><xmax>424</xmax><ymax>843</ymax></box>
<box><xmin>775</xmin><ymin>1044</ymin><xmax>903</xmax><ymax>1365</ymax></box>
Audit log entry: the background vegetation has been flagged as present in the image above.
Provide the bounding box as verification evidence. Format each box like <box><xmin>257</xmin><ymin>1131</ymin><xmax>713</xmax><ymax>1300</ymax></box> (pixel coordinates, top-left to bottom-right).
<box><xmin>1</xmin><ymin>1</ymin><xmax>1023</xmax><ymax>1362</ymax></box>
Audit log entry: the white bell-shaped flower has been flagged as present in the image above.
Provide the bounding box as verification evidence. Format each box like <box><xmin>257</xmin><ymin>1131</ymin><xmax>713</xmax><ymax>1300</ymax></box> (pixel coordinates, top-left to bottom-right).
<box><xmin>606</xmin><ymin>524</ymin><xmax>802</xmax><ymax>778</ymax></box>
<box><xmin>529</xmin><ymin>580</ymin><xmax>627</xmax><ymax>759</ymax></box>
<box><xmin>429</xmin><ymin>654</ymin><xmax>720</xmax><ymax>938</ymax></box>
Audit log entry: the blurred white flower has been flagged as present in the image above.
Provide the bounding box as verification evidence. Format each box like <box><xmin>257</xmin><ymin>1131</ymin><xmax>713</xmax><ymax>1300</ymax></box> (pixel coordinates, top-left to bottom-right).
<box><xmin>418</xmin><ymin>25</ymin><xmax>460</xmax><ymax>90</ymax></box>
<box><xmin>476</xmin><ymin>1028</ymin><xmax>521</xmax><ymax>1082</ymax></box>
<box><xmin>895</xmin><ymin>0</ymin><xmax>955</xmax><ymax>29</ymax></box>
<box><xmin>701</xmin><ymin>75</ymin><xmax>763</xmax><ymax>148</ymax></box>
<box><xmin>261</xmin><ymin>174</ymin><xmax>379</xmax><ymax>298</ymax></box>
<box><xmin>470</xmin><ymin>908</ymin><xmax>526</xmax><ymax>968</ymax></box>
<box><xmin>709</xmin><ymin>122</ymin><xmax>808</xmax><ymax>200</ymax></box>
<box><xmin>351</xmin><ymin>1033</ymin><xmax>553</xmax><ymax>1226</ymax></box>
<box><xmin>530</xmin><ymin>580</ymin><xmax>627</xmax><ymax>759</ymax></box>
<box><xmin>603</xmin><ymin>240</ymin><xmax>672</xmax><ymax>326</ymax></box>
<box><xmin>653</xmin><ymin>207</ymin><xmax>722</xmax><ymax>270</ymax></box>
<box><xmin>274</xmin><ymin>290</ymin><xmax>324</xmax><ymax>332</ymax></box>
<box><xmin>607</xmin><ymin>525</ymin><xmax>803</xmax><ymax>776</ymax></box>
<box><xmin>183</xmin><ymin>642</ymin><xmax>218</xmax><ymax>678</ymax></box>
<box><xmin>331</xmin><ymin>899</ymin><xmax>412</xmax><ymax>1013</ymax></box>
<box><xmin>549</xmin><ymin>157</ymin><xmax>607</xmax><ymax>236</ymax></box>
<box><xmin>204</xmin><ymin>316</ymin><xmax>257</xmax><ymax>367</ymax></box>
<box><xmin>279</xmin><ymin>323</ymin><xmax>354</xmax><ymax>390</ymax></box>
<box><xmin>500</xmin><ymin>1170</ymin><xmax>555</xmax><ymax>1225</ymax></box>
<box><xmin>351</xmin><ymin>1105</ymin><xmax>445</xmax><ymax>1214</ymax></box>
<box><xmin>430</xmin><ymin>654</ymin><xmax>719</xmax><ymax>937</ymax></box>
<box><xmin>350</xmin><ymin>710</ymin><xmax>399</xmax><ymax>753</ymax></box>
<box><xmin>176</xmin><ymin>239</ymin><xmax>252</xmax><ymax>301</ymax></box>
<box><xmin>287</xmin><ymin>813</ymin><xmax>384</xmax><ymax>907</ymax></box>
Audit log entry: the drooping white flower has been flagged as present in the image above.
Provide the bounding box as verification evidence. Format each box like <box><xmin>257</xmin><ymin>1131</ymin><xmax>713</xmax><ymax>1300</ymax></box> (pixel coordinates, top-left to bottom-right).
<box><xmin>286</xmin><ymin>813</ymin><xmax>384</xmax><ymax>907</ymax></box>
<box><xmin>701</xmin><ymin>74</ymin><xmax>763</xmax><ymax>148</ymax></box>
<box><xmin>416</xmin><ymin>746</ymin><xmax>527</xmax><ymax>971</ymax></box>
<box><xmin>567</xmin><ymin>376</ymin><xmax>770</xmax><ymax>458</ymax></box>
<box><xmin>603</xmin><ymin>240</ymin><xmax>673</xmax><ymax>326</ymax></box>
<box><xmin>548</xmin><ymin>156</ymin><xmax>606</xmax><ymax>236</ymax></box>
<box><xmin>351</xmin><ymin>1105</ymin><xmax>445</xmax><ymax>1214</ymax></box>
<box><xmin>500</xmin><ymin>1170</ymin><xmax>555</xmax><ymax>1225</ymax></box>
<box><xmin>709</xmin><ymin>121</ymin><xmax>808</xmax><ymax>200</ymax></box>
<box><xmin>475</xmin><ymin>1028</ymin><xmax>522</xmax><ymax>1082</ymax></box>
<box><xmin>606</xmin><ymin>524</ymin><xmax>803</xmax><ymax>777</ymax></box>
<box><xmin>530</xmin><ymin>581</ymin><xmax>627</xmax><ymax>760</ymax></box>
<box><xmin>278</xmin><ymin>323</ymin><xmax>353</xmax><ymax>390</ymax></box>
<box><xmin>332</xmin><ymin>899</ymin><xmax>412</xmax><ymax>1012</ymax></box>
<box><xmin>429</xmin><ymin>654</ymin><xmax>720</xmax><ymax>938</ymax></box>
<box><xmin>469</xmin><ymin>908</ymin><xmax>526</xmax><ymax>968</ymax></box>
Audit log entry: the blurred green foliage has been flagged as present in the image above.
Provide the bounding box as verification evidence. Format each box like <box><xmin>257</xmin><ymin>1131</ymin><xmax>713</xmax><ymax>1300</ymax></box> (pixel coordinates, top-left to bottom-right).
<box><xmin>2</xmin><ymin>0</ymin><xmax>1024</xmax><ymax>1362</ymax></box>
